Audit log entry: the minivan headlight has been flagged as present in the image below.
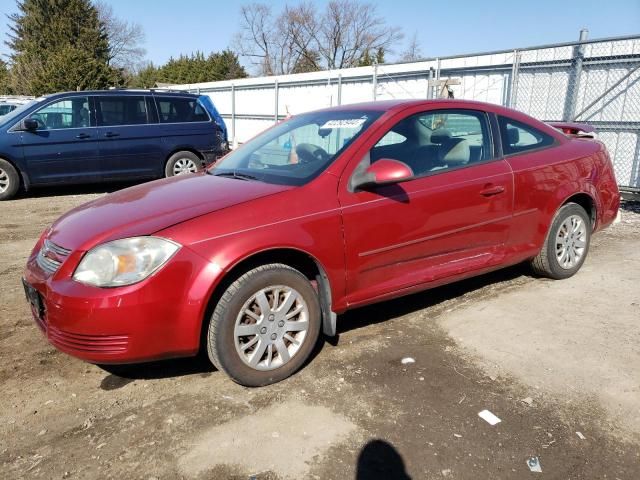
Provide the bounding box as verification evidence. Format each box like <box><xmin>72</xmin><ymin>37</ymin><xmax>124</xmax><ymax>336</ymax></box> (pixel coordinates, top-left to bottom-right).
<box><xmin>73</xmin><ymin>237</ymin><xmax>180</xmax><ymax>287</ymax></box>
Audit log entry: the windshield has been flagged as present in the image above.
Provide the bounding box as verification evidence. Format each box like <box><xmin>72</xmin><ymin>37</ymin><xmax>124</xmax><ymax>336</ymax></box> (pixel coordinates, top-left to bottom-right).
<box><xmin>0</xmin><ymin>99</ymin><xmax>40</xmax><ymax>128</ymax></box>
<box><xmin>209</xmin><ymin>109</ymin><xmax>381</xmax><ymax>186</ymax></box>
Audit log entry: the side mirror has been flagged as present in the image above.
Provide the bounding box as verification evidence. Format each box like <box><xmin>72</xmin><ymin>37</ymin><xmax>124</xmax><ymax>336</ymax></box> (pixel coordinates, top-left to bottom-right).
<box><xmin>21</xmin><ymin>118</ymin><xmax>39</xmax><ymax>131</ymax></box>
<box><xmin>352</xmin><ymin>158</ymin><xmax>414</xmax><ymax>190</ymax></box>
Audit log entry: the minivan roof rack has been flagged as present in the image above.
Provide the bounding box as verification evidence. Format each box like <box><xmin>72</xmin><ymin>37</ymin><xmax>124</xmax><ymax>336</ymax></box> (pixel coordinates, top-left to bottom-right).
<box><xmin>107</xmin><ymin>87</ymin><xmax>191</xmax><ymax>94</ymax></box>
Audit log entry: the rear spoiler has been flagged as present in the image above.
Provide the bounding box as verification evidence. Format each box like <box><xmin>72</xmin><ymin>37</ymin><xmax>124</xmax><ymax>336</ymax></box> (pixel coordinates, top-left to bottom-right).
<box><xmin>547</xmin><ymin>122</ymin><xmax>596</xmax><ymax>138</ymax></box>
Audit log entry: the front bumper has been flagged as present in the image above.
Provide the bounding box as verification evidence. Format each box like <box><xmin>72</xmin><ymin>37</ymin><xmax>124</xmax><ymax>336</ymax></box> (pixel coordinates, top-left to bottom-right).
<box><xmin>23</xmin><ymin>244</ymin><xmax>219</xmax><ymax>364</ymax></box>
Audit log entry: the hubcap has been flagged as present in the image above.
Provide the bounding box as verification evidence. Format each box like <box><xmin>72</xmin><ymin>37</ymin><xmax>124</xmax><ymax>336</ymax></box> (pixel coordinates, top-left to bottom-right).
<box><xmin>0</xmin><ymin>167</ymin><xmax>9</xmax><ymax>193</ymax></box>
<box><xmin>555</xmin><ymin>214</ymin><xmax>587</xmax><ymax>269</ymax></box>
<box><xmin>234</xmin><ymin>285</ymin><xmax>309</xmax><ymax>371</ymax></box>
<box><xmin>173</xmin><ymin>158</ymin><xmax>198</xmax><ymax>175</ymax></box>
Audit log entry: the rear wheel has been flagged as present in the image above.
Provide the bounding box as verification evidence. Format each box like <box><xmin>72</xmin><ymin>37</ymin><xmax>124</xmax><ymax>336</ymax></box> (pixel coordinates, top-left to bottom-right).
<box><xmin>165</xmin><ymin>151</ymin><xmax>201</xmax><ymax>177</ymax></box>
<box><xmin>0</xmin><ymin>159</ymin><xmax>20</xmax><ymax>201</ymax></box>
<box><xmin>530</xmin><ymin>202</ymin><xmax>591</xmax><ymax>279</ymax></box>
<box><xmin>207</xmin><ymin>264</ymin><xmax>321</xmax><ymax>387</ymax></box>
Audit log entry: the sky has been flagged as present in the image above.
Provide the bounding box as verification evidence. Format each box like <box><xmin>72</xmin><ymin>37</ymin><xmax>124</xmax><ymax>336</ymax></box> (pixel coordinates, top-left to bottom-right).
<box><xmin>1</xmin><ymin>0</ymin><xmax>639</xmax><ymax>69</ymax></box>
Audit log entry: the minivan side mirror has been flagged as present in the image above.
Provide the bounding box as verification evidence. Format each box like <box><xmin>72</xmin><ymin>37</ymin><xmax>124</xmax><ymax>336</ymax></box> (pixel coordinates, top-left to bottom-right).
<box><xmin>21</xmin><ymin>118</ymin><xmax>39</xmax><ymax>131</ymax></box>
<box><xmin>351</xmin><ymin>158</ymin><xmax>414</xmax><ymax>190</ymax></box>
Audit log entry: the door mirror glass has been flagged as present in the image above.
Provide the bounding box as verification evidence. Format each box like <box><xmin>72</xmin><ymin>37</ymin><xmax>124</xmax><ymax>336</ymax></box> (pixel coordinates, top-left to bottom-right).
<box><xmin>352</xmin><ymin>158</ymin><xmax>414</xmax><ymax>190</ymax></box>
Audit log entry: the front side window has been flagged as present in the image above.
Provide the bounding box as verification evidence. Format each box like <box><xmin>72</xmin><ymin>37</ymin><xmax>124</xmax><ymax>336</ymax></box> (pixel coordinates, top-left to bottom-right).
<box><xmin>369</xmin><ymin>109</ymin><xmax>492</xmax><ymax>177</ymax></box>
<box><xmin>210</xmin><ymin>110</ymin><xmax>382</xmax><ymax>186</ymax></box>
<box><xmin>97</xmin><ymin>96</ymin><xmax>148</xmax><ymax>126</ymax></box>
<box><xmin>30</xmin><ymin>97</ymin><xmax>90</xmax><ymax>129</ymax></box>
<box><xmin>498</xmin><ymin>116</ymin><xmax>555</xmax><ymax>155</ymax></box>
<box><xmin>156</xmin><ymin>97</ymin><xmax>209</xmax><ymax>123</ymax></box>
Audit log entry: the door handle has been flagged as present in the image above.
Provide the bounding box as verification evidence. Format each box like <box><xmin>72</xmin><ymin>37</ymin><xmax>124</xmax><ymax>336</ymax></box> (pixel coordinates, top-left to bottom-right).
<box><xmin>104</xmin><ymin>131</ymin><xmax>119</xmax><ymax>138</ymax></box>
<box><xmin>479</xmin><ymin>185</ymin><xmax>505</xmax><ymax>196</ymax></box>
<box><xmin>75</xmin><ymin>133</ymin><xmax>91</xmax><ymax>139</ymax></box>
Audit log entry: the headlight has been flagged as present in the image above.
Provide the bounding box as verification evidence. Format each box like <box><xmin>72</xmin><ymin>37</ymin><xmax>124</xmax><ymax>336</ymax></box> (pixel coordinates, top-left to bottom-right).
<box><xmin>73</xmin><ymin>237</ymin><xmax>180</xmax><ymax>287</ymax></box>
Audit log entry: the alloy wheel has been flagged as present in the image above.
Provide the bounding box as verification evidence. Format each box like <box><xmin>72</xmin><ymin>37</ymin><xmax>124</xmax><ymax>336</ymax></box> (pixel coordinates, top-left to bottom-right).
<box><xmin>173</xmin><ymin>158</ymin><xmax>198</xmax><ymax>175</ymax></box>
<box><xmin>555</xmin><ymin>214</ymin><xmax>587</xmax><ymax>269</ymax></box>
<box><xmin>0</xmin><ymin>167</ymin><xmax>9</xmax><ymax>193</ymax></box>
<box><xmin>233</xmin><ymin>285</ymin><xmax>309</xmax><ymax>371</ymax></box>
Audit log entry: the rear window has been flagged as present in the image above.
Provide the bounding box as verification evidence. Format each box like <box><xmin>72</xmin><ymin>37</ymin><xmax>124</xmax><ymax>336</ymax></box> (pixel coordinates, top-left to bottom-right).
<box><xmin>96</xmin><ymin>96</ymin><xmax>148</xmax><ymax>126</ymax></box>
<box><xmin>498</xmin><ymin>116</ymin><xmax>555</xmax><ymax>155</ymax></box>
<box><xmin>155</xmin><ymin>97</ymin><xmax>209</xmax><ymax>123</ymax></box>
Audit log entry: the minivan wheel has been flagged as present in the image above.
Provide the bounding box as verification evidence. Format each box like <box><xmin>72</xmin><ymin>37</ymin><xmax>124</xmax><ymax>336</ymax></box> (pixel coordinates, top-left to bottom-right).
<box><xmin>165</xmin><ymin>151</ymin><xmax>200</xmax><ymax>177</ymax></box>
<box><xmin>0</xmin><ymin>159</ymin><xmax>20</xmax><ymax>201</ymax></box>
<box><xmin>530</xmin><ymin>202</ymin><xmax>591</xmax><ymax>279</ymax></box>
<box><xmin>207</xmin><ymin>264</ymin><xmax>321</xmax><ymax>387</ymax></box>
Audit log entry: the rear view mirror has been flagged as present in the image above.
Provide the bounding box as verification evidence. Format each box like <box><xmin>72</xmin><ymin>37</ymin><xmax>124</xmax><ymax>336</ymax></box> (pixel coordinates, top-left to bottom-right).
<box><xmin>21</xmin><ymin>118</ymin><xmax>39</xmax><ymax>131</ymax></box>
<box><xmin>352</xmin><ymin>158</ymin><xmax>414</xmax><ymax>190</ymax></box>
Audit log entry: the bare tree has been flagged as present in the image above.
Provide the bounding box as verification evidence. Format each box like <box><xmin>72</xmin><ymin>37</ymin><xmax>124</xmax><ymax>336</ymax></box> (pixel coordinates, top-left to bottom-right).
<box><xmin>400</xmin><ymin>32</ymin><xmax>423</xmax><ymax>62</ymax></box>
<box><xmin>235</xmin><ymin>0</ymin><xmax>402</xmax><ymax>75</ymax></box>
<box><xmin>95</xmin><ymin>0</ymin><xmax>146</xmax><ymax>72</ymax></box>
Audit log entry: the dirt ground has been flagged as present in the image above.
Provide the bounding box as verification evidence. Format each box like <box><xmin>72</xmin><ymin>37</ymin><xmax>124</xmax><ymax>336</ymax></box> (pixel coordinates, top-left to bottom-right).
<box><xmin>1</xmin><ymin>184</ymin><xmax>639</xmax><ymax>480</ymax></box>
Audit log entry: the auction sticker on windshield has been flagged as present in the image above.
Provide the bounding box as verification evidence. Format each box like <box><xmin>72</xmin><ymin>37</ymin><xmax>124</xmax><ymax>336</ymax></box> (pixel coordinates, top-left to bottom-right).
<box><xmin>320</xmin><ymin>118</ymin><xmax>367</xmax><ymax>129</ymax></box>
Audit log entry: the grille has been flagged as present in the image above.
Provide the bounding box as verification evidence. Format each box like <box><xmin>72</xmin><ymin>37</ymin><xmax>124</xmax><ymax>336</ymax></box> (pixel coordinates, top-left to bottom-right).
<box><xmin>36</xmin><ymin>239</ymin><xmax>71</xmax><ymax>275</ymax></box>
<box><xmin>48</xmin><ymin>325</ymin><xmax>129</xmax><ymax>354</ymax></box>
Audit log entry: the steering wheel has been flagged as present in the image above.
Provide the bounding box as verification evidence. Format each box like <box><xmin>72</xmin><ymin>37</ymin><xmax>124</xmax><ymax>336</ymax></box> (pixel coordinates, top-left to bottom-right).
<box><xmin>295</xmin><ymin>143</ymin><xmax>329</xmax><ymax>164</ymax></box>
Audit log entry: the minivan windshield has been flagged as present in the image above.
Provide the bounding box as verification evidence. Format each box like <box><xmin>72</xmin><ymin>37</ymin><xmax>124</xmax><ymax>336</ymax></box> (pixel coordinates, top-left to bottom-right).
<box><xmin>0</xmin><ymin>99</ymin><xmax>40</xmax><ymax>128</ymax></box>
<box><xmin>209</xmin><ymin>109</ymin><xmax>382</xmax><ymax>186</ymax></box>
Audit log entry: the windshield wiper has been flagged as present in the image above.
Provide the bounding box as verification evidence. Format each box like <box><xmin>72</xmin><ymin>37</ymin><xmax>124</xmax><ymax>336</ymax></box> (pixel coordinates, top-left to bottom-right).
<box><xmin>210</xmin><ymin>170</ymin><xmax>258</xmax><ymax>181</ymax></box>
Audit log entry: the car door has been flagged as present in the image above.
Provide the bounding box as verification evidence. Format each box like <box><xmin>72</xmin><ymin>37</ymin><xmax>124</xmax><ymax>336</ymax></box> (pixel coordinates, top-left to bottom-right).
<box><xmin>94</xmin><ymin>95</ymin><xmax>163</xmax><ymax>180</ymax></box>
<box><xmin>337</xmin><ymin>108</ymin><xmax>514</xmax><ymax>306</ymax></box>
<box><xmin>19</xmin><ymin>96</ymin><xmax>100</xmax><ymax>185</ymax></box>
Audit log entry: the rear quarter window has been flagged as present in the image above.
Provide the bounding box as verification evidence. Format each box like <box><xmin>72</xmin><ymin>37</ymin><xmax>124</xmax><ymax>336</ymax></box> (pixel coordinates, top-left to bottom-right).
<box><xmin>498</xmin><ymin>116</ymin><xmax>555</xmax><ymax>155</ymax></box>
<box><xmin>155</xmin><ymin>97</ymin><xmax>209</xmax><ymax>123</ymax></box>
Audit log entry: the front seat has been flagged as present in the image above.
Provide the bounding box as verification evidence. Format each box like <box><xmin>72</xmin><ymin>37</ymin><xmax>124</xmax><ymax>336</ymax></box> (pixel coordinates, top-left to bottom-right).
<box><xmin>439</xmin><ymin>137</ymin><xmax>470</xmax><ymax>167</ymax></box>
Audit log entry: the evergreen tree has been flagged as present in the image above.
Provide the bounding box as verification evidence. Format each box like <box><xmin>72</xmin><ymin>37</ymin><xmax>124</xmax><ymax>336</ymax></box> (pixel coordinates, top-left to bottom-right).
<box><xmin>131</xmin><ymin>50</ymin><xmax>247</xmax><ymax>86</ymax></box>
<box><xmin>7</xmin><ymin>0</ymin><xmax>120</xmax><ymax>95</ymax></box>
<box><xmin>0</xmin><ymin>60</ymin><xmax>11</xmax><ymax>95</ymax></box>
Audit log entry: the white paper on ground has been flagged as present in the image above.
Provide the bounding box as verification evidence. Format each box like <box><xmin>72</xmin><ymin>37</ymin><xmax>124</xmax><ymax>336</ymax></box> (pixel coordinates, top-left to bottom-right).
<box><xmin>478</xmin><ymin>409</ymin><xmax>502</xmax><ymax>425</ymax></box>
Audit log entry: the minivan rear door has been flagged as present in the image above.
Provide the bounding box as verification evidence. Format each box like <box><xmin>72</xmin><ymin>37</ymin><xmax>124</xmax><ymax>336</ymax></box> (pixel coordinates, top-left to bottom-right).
<box><xmin>154</xmin><ymin>95</ymin><xmax>217</xmax><ymax>164</ymax></box>
<box><xmin>19</xmin><ymin>95</ymin><xmax>100</xmax><ymax>185</ymax></box>
<box><xmin>93</xmin><ymin>95</ymin><xmax>164</xmax><ymax>180</ymax></box>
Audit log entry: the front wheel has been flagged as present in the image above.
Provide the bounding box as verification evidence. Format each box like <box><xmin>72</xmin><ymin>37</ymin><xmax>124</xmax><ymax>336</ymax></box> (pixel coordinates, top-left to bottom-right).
<box><xmin>165</xmin><ymin>151</ymin><xmax>201</xmax><ymax>177</ymax></box>
<box><xmin>530</xmin><ymin>202</ymin><xmax>591</xmax><ymax>279</ymax></box>
<box><xmin>207</xmin><ymin>264</ymin><xmax>321</xmax><ymax>387</ymax></box>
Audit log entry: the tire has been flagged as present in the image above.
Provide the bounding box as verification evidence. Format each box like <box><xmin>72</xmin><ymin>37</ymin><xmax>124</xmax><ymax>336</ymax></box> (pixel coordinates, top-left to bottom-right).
<box><xmin>530</xmin><ymin>202</ymin><xmax>591</xmax><ymax>279</ymax></box>
<box><xmin>164</xmin><ymin>151</ymin><xmax>201</xmax><ymax>177</ymax></box>
<box><xmin>0</xmin><ymin>158</ymin><xmax>20</xmax><ymax>201</ymax></box>
<box><xmin>207</xmin><ymin>264</ymin><xmax>321</xmax><ymax>387</ymax></box>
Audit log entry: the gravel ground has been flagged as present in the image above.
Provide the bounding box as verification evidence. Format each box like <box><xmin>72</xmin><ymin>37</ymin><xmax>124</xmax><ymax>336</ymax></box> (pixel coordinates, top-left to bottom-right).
<box><xmin>1</xmin><ymin>183</ymin><xmax>639</xmax><ymax>479</ymax></box>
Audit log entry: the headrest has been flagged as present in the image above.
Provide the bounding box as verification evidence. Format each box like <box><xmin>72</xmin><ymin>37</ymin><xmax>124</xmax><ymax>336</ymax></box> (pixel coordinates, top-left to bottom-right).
<box><xmin>430</xmin><ymin>129</ymin><xmax>452</xmax><ymax>144</ymax></box>
<box><xmin>439</xmin><ymin>138</ymin><xmax>470</xmax><ymax>165</ymax></box>
<box><xmin>506</xmin><ymin>127</ymin><xmax>519</xmax><ymax>145</ymax></box>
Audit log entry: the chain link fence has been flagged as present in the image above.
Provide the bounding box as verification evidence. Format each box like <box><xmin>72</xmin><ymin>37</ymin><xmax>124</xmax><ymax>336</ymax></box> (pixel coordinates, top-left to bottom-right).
<box><xmin>506</xmin><ymin>35</ymin><xmax>640</xmax><ymax>191</ymax></box>
<box><xmin>176</xmin><ymin>33</ymin><xmax>640</xmax><ymax>191</ymax></box>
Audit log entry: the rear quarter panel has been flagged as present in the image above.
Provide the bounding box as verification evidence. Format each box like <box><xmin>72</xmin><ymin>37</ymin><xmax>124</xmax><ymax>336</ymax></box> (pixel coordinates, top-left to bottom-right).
<box><xmin>506</xmin><ymin>138</ymin><xmax>618</xmax><ymax>258</ymax></box>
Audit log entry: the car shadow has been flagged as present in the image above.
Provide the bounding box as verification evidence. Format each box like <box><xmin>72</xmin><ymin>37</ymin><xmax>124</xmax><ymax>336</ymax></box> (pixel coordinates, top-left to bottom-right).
<box><xmin>96</xmin><ymin>263</ymin><xmax>532</xmax><ymax>384</ymax></box>
<box><xmin>335</xmin><ymin>263</ymin><xmax>531</xmax><ymax>336</ymax></box>
<box><xmin>97</xmin><ymin>353</ymin><xmax>215</xmax><ymax>387</ymax></box>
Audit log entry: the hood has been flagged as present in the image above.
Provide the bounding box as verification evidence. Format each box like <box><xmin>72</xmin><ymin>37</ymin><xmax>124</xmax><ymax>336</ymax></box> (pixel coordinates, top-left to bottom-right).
<box><xmin>48</xmin><ymin>173</ymin><xmax>292</xmax><ymax>251</ymax></box>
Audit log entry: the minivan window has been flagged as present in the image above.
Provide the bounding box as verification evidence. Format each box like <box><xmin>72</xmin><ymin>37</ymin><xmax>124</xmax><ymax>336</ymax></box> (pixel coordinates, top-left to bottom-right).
<box><xmin>97</xmin><ymin>96</ymin><xmax>148</xmax><ymax>126</ymax></box>
<box><xmin>30</xmin><ymin>97</ymin><xmax>90</xmax><ymax>129</ymax></box>
<box><xmin>156</xmin><ymin>97</ymin><xmax>209</xmax><ymax>123</ymax></box>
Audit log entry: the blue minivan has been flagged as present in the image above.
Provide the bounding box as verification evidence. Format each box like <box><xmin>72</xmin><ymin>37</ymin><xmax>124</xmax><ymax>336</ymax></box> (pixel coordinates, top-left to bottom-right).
<box><xmin>0</xmin><ymin>89</ymin><xmax>228</xmax><ymax>200</ymax></box>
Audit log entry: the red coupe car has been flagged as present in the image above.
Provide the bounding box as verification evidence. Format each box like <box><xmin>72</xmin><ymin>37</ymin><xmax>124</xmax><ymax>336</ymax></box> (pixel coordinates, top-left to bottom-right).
<box><xmin>23</xmin><ymin>99</ymin><xmax>620</xmax><ymax>386</ymax></box>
